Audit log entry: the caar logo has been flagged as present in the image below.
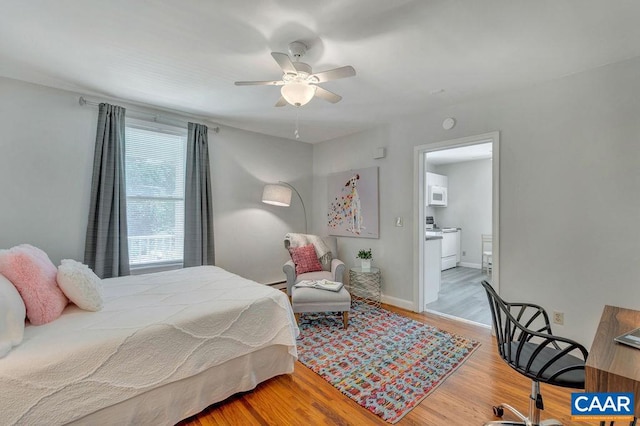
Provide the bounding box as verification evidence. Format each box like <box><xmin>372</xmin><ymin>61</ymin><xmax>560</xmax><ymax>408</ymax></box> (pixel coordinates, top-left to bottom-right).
<box><xmin>571</xmin><ymin>392</ymin><xmax>634</xmax><ymax>421</ymax></box>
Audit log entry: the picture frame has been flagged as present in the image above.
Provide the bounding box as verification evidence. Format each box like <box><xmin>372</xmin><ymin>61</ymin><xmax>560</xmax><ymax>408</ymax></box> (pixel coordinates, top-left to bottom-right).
<box><xmin>327</xmin><ymin>166</ymin><xmax>379</xmax><ymax>239</ymax></box>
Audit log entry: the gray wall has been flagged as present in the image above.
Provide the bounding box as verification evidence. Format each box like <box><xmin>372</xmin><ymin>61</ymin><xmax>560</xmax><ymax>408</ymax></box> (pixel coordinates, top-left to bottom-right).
<box><xmin>0</xmin><ymin>77</ymin><xmax>312</xmax><ymax>284</ymax></box>
<box><xmin>0</xmin><ymin>78</ymin><xmax>96</xmax><ymax>266</ymax></box>
<box><xmin>432</xmin><ymin>159</ymin><xmax>492</xmax><ymax>267</ymax></box>
<box><xmin>211</xmin><ymin>125</ymin><xmax>312</xmax><ymax>283</ymax></box>
<box><xmin>313</xmin><ymin>57</ymin><xmax>640</xmax><ymax>346</ymax></box>
<box><xmin>312</xmin><ymin>127</ymin><xmax>412</xmax><ymax>306</ymax></box>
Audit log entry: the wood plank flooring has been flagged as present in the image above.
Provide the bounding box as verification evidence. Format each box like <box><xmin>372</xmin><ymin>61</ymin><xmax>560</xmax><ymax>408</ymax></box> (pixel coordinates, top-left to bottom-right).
<box><xmin>179</xmin><ymin>304</ymin><xmax>591</xmax><ymax>426</ymax></box>
<box><xmin>425</xmin><ymin>266</ymin><xmax>492</xmax><ymax>326</ymax></box>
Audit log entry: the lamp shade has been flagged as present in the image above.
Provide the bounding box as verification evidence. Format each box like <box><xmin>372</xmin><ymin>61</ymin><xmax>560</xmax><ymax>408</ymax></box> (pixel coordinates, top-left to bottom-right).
<box><xmin>262</xmin><ymin>184</ymin><xmax>292</xmax><ymax>206</ymax></box>
<box><xmin>281</xmin><ymin>83</ymin><xmax>317</xmax><ymax>107</ymax></box>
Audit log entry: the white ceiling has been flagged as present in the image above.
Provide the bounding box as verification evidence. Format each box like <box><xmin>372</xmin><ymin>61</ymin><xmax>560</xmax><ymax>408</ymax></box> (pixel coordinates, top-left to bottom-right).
<box><xmin>427</xmin><ymin>142</ymin><xmax>492</xmax><ymax>165</ymax></box>
<box><xmin>2</xmin><ymin>1</ymin><xmax>640</xmax><ymax>143</ymax></box>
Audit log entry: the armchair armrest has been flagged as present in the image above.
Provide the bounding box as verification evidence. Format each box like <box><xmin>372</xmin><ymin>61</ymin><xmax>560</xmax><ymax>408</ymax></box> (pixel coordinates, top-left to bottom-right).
<box><xmin>283</xmin><ymin>260</ymin><xmax>296</xmax><ymax>296</ymax></box>
<box><xmin>507</xmin><ymin>302</ymin><xmax>554</xmax><ymax>336</ymax></box>
<box><xmin>509</xmin><ymin>324</ymin><xmax>589</xmax><ymax>383</ymax></box>
<box><xmin>331</xmin><ymin>258</ymin><xmax>346</xmax><ymax>283</ymax></box>
<box><xmin>504</xmin><ymin>302</ymin><xmax>588</xmax><ymax>377</ymax></box>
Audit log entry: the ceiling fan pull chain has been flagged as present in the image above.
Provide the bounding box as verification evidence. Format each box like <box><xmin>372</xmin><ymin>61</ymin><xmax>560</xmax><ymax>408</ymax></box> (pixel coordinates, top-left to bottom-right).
<box><xmin>295</xmin><ymin>109</ymin><xmax>300</xmax><ymax>139</ymax></box>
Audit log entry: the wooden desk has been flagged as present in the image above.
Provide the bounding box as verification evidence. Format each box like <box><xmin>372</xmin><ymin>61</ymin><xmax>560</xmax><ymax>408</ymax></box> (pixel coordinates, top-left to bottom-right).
<box><xmin>585</xmin><ymin>305</ymin><xmax>640</xmax><ymax>417</ymax></box>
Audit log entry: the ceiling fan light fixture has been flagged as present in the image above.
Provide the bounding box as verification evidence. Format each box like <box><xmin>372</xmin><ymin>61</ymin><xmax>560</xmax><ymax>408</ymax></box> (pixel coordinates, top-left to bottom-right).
<box><xmin>281</xmin><ymin>83</ymin><xmax>316</xmax><ymax>107</ymax></box>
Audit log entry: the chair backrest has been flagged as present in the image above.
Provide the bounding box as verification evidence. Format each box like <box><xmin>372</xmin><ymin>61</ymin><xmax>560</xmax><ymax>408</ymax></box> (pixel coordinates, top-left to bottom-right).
<box><xmin>481</xmin><ymin>280</ymin><xmax>588</xmax><ymax>387</ymax></box>
<box><xmin>284</xmin><ymin>234</ymin><xmax>338</xmax><ymax>272</ymax></box>
<box><xmin>323</xmin><ymin>236</ymin><xmax>338</xmax><ymax>258</ymax></box>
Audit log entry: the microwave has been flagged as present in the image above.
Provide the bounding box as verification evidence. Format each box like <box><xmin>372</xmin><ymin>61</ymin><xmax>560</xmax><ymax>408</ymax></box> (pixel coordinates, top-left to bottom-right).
<box><xmin>428</xmin><ymin>185</ymin><xmax>448</xmax><ymax>206</ymax></box>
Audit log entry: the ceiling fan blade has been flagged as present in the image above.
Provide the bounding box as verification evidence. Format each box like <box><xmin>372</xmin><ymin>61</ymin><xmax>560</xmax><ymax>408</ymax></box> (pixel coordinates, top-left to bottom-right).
<box><xmin>311</xmin><ymin>66</ymin><xmax>356</xmax><ymax>83</ymax></box>
<box><xmin>275</xmin><ymin>97</ymin><xmax>287</xmax><ymax>107</ymax></box>
<box><xmin>314</xmin><ymin>86</ymin><xmax>342</xmax><ymax>103</ymax></box>
<box><xmin>271</xmin><ymin>52</ymin><xmax>297</xmax><ymax>74</ymax></box>
<box><xmin>234</xmin><ymin>80</ymin><xmax>283</xmax><ymax>86</ymax></box>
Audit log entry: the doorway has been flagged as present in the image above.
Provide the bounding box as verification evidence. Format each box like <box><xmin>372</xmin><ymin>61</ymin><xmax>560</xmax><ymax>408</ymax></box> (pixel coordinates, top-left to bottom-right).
<box><xmin>413</xmin><ymin>132</ymin><xmax>499</xmax><ymax>326</ymax></box>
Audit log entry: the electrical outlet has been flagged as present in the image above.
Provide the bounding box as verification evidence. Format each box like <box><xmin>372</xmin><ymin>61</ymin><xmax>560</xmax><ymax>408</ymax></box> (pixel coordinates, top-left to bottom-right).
<box><xmin>553</xmin><ymin>311</ymin><xmax>564</xmax><ymax>325</ymax></box>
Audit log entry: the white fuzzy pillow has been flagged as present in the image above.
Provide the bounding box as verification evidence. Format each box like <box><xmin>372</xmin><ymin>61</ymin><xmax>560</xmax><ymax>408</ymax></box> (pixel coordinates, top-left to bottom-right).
<box><xmin>0</xmin><ymin>274</ymin><xmax>26</xmax><ymax>358</ymax></box>
<box><xmin>56</xmin><ymin>259</ymin><xmax>104</xmax><ymax>312</ymax></box>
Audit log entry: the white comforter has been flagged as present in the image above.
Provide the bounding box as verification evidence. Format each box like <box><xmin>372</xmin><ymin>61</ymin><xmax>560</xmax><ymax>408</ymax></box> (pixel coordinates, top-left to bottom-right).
<box><xmin>0</xmin><ymin>266</ymin><xmax>299</xmax><ymax>425</ymax></box>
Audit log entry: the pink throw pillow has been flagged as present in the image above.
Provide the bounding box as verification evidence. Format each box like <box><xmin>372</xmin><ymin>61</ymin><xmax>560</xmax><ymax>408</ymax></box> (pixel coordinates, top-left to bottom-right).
<box><xmin>289</xmin><ymin>244</ymin><xmax>323</xmax><ymax>275</ymax></box>
<box><xmin>0</xmin><ymin>245</ymin><xmax>68</xmax><ymax>325</ymax></box>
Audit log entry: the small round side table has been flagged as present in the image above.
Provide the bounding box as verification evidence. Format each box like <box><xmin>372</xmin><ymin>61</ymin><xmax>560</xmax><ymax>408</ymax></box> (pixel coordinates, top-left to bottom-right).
<box><xmin>348</xmin><ymin>267</ymin><xmax>381</xmax><ymax>307</ymax></box>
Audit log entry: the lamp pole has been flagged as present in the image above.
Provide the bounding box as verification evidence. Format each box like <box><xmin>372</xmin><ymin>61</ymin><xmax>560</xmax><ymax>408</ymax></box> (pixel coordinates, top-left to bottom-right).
<box><xmin>279</xmin><ymin>181</ymin><xmax>308</xmax><ymax>234</ymax></box>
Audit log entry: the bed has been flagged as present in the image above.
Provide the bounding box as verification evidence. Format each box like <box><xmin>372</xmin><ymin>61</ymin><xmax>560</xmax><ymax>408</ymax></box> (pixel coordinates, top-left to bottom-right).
<box><xmin>0</xmin><ymin>266</ymin><xmax>299</xmax><ymax>425</ymax></box>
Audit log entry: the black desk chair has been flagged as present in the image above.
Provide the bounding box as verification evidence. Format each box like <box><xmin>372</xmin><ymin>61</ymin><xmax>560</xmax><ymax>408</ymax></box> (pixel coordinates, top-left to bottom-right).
<box><xmin>482</xmin><ymin>281</ymin><xmax>588</xmax><ymax>426</ymax></box>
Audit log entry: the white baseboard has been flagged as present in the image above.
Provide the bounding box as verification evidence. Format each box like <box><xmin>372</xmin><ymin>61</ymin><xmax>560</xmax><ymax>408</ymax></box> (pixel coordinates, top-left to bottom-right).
<box><xmin>423</xmin><ymin>309</ymin><xmax>492</xmax><ymax>329</ymax></box>
<box><xmin>381</xmin><ymin>294</ymin><xmax>415</xmax><ymax>311</ymax></box>
<box><xmin>459</xmin><ymin>262</ymin><xmax>481</xmax><ymax>269</ymax></box>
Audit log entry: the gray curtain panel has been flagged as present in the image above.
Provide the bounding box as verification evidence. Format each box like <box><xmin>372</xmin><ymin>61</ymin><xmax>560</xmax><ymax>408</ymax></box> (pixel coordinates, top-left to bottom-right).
<box><xmin>184</xmin><ymin>122</ymin><xmax>215</xmax><ymax>267</ymax></box>
<box><xmin>84</xmin><ymin>103</ymin><xmax>130</xmax><ymax>278</ymax></box>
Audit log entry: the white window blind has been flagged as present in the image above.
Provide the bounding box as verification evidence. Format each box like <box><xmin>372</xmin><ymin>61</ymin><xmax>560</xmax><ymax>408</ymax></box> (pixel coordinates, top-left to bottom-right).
<box><xmin>125</xmin><ymin>122</ymin><xmax>187</xmax><ymax>267</ymax></box>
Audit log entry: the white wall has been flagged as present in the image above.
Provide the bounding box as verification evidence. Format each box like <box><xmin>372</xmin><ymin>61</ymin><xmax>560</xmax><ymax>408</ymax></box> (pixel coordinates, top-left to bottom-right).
<box><xmin>0</xmin><ymin>78</ymin><xmax>96</xmax><ymax>264</ymax></box>
<box><xmin>0</xmin><ymin>77</ymin><xmax>312</xmax><ymax>284</ymax></box>
<box><xmin>313</xmin><ymin>57</ymin><xmax>640</xmax><ymax>346</ymax></box>
<box><xmin>313</xmin><ymin>126</ymin><xmax>414</xmax><ymax>308</ymax></box>
<box><xmin>211</xmin><ymin>125</ymin><xmax>312</xmax><ymax>283</ymax></box>
<box><xmin>432</xmin><ymin>159</ymin><xmax>492</xmax><ymax>266</ymax></box>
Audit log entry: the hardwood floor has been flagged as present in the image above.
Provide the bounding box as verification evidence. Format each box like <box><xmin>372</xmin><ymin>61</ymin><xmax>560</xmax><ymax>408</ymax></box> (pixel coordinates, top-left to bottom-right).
<box><xmin>425</xmin><ymin>266</ymin><xmax>492</xmax><ymax>326</ymax></box>
<box><xmin>180</xmin><ymin>305</ymin><xmax>591</xmax><ymax>426</ymax></box>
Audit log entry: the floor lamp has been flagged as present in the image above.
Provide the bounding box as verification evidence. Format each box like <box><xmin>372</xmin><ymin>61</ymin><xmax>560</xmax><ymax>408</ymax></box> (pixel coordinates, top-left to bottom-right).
<box><xmin>262</xmin><ymin>181</ymin><xmax>308</xmax><ymax>233</ymax></box>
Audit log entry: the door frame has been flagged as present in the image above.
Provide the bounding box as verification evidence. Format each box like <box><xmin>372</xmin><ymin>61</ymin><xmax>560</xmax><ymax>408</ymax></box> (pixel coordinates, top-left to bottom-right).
<box><xmin>412</xmin><ymin>131</ymin><xmax>500</xmax><ymax>312</ymax></box>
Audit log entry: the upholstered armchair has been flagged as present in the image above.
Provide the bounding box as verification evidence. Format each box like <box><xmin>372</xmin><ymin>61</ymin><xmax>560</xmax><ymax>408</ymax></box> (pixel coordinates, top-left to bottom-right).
<box><xmin>283</xmin><ymin>234</ymin><xmax>345</xmax><ymax>296</ymax></box>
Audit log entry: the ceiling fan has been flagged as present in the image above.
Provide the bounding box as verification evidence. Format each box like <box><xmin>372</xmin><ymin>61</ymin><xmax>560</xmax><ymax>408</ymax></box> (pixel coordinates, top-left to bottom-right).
<box><xmin>234</xmin><ymin>41</ymin><xmax>356</xmax><ymax>107</ymax></box>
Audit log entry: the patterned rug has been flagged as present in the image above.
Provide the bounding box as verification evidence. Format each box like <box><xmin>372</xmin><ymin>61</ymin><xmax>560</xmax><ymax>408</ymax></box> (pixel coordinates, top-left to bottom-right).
<box><xmin>296</xmin><ymin>303</ymin><xmax>480</xmax><ymax>423</ymax></box>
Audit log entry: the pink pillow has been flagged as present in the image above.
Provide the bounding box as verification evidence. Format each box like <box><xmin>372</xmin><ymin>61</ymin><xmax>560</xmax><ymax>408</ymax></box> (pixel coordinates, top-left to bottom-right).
<box><xmin>0</xmin><ymin>245</ymin><xmax>68</xmax><ymax>325</ymax></box>
<box><xmin>289</xmin><ymin>244</ymin><xmax>323</xmax><ymax>275</ymax></box>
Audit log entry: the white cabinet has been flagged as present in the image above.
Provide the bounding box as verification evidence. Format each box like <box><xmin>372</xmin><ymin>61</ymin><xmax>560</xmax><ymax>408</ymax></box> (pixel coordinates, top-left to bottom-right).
<box><xmin>426</xmin><ymin>172</ymin><xmax>449</xmax><ymax>207</ymax></box>
<box><xmin>441</xmin><ymin>229</ymin><xmax>458</xmax><ymax>271</ymax></box>
<box><xmin>426</xmin><ymin>172</ymin><xmax>448</xmax><ymax>188</ymax></box>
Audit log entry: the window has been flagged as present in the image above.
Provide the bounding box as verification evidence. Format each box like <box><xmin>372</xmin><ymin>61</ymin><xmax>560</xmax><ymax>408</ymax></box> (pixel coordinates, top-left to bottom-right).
<box><xmin>125</xmin><ymin>120</ymin><xmax>187</xmax><ymax>267</ymax></box>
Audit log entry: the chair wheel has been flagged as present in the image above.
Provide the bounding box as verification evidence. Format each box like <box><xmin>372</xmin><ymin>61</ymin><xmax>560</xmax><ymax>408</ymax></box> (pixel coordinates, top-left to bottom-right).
<box><xmin>492</xmin><ymin>406</ymin><xmax>504</xmax><ymax>417</ymax></box>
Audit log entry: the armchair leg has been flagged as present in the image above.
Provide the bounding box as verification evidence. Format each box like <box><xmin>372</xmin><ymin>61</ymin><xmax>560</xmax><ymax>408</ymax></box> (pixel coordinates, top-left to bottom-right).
<box><xmin>342</xmin><ymin>311</ymin><xmax>348</xmax><ymax>329</ymax></box>
<box><xmin>294</xmin><ymin>313</ymin><xmax>300</xmax><ymax>324</ymax></box>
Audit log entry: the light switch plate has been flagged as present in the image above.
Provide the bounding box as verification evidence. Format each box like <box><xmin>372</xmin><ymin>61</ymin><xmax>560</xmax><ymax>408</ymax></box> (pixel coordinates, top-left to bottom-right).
<box><xmin>395</xmin><ymin>216</ymin><xmax>403</xmax><ymax>227</ymax></box>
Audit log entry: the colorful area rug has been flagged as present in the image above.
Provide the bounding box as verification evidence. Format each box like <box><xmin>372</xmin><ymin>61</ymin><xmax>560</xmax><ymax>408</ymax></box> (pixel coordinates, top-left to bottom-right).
<box><xmin>296</xmin><ymin>303</ymin><xmax>480</xmax><ymax>423</ymax></box>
